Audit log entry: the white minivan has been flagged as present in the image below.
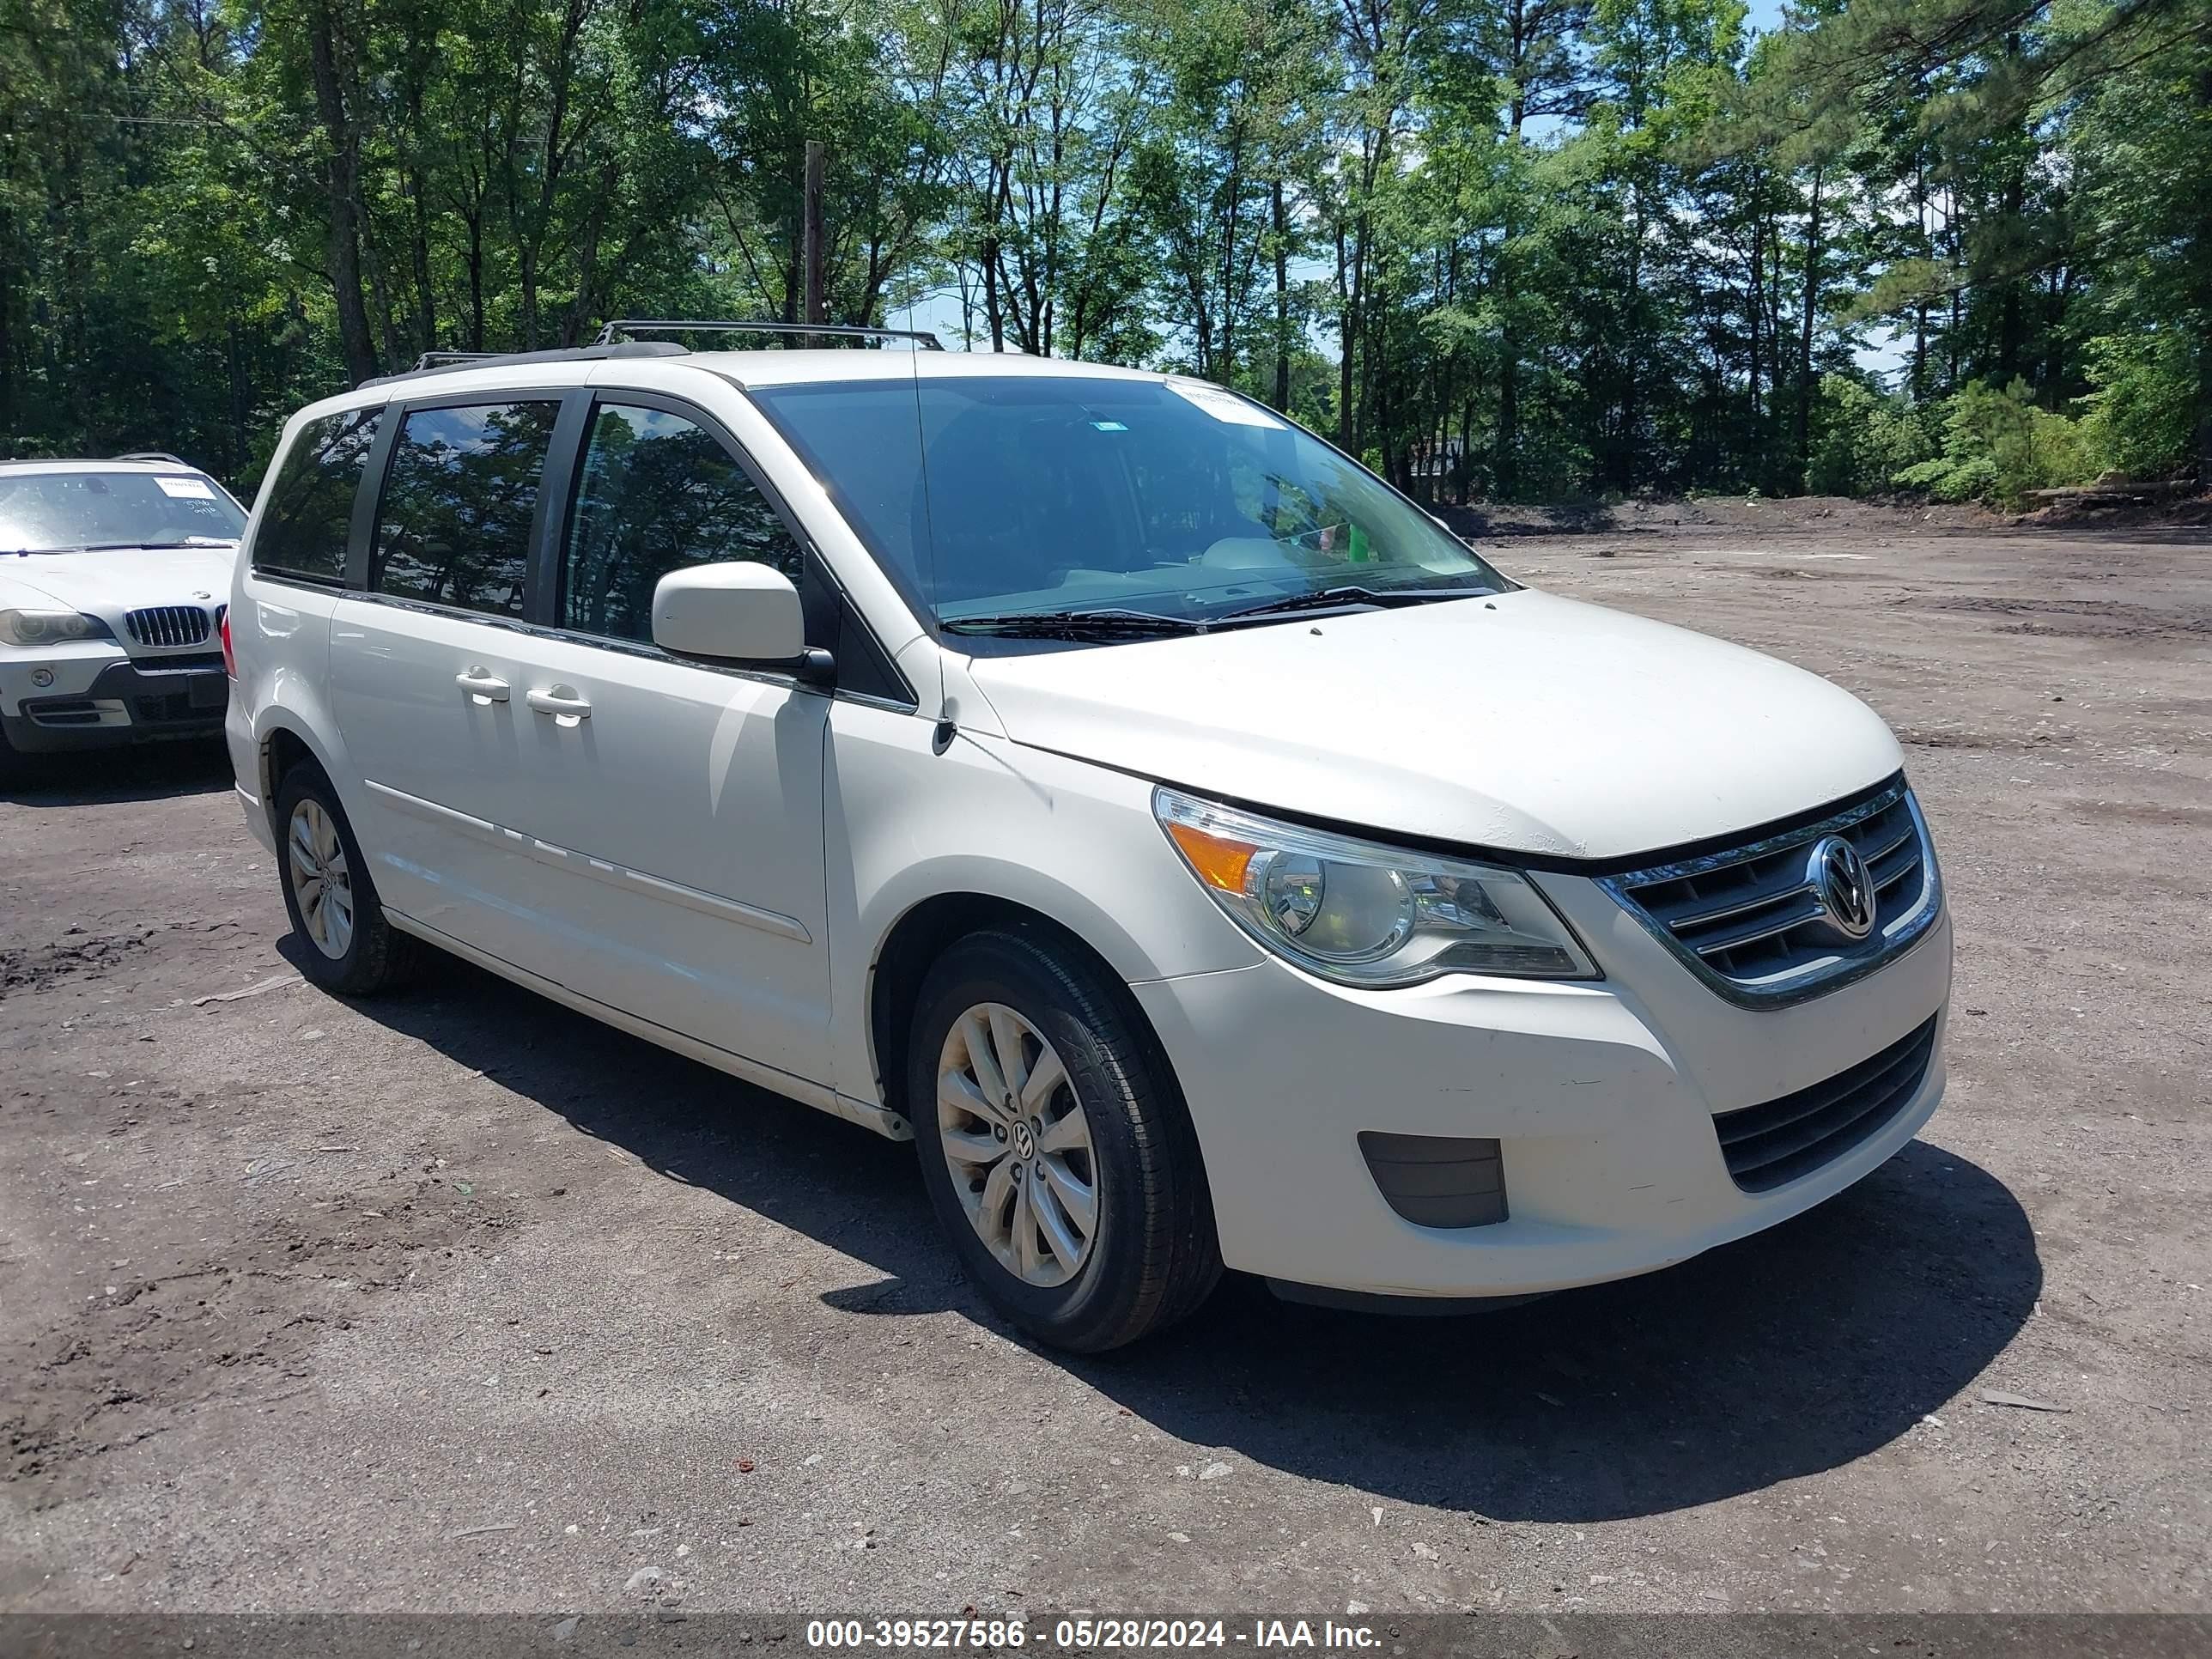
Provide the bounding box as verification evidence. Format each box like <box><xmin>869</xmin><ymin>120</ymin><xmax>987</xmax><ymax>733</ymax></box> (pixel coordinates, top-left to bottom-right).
<box><xmin>224</xmin><ymin>326</ymin><xmax>1950</xmax><ymax>1351</ymax></box>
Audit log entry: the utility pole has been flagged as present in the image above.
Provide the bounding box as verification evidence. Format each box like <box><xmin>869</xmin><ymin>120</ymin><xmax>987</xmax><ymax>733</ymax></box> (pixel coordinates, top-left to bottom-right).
<box><xmin>802</xmin><ymin>140</ymin><xmax>826</xmax><ymax>334</ymax></box>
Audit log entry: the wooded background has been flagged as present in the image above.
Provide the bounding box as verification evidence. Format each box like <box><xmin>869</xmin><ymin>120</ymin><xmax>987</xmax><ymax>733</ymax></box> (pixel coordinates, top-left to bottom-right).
<box><xmin>3</xmin><ymin>0</ymin><xmax>2208</xmax><ymax>505</ymax></box>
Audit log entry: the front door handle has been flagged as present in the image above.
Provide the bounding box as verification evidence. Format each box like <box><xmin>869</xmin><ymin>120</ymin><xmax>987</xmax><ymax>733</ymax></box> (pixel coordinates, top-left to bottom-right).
<box><xmin>455</xmin><ymin>667</ymin><xmax>510</xmax><ymax>702</ymax></box>
<box><xmin>525</xmin><ymin>685</ymin><xmax>592</xmax><ymax>722</ymax></box>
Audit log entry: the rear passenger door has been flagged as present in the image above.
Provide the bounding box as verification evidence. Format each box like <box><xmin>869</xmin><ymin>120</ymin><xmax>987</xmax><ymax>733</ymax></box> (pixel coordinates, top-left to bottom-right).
<box><xmin>328</xmin><ymin>394</ymin><xmax>568</xmax><ymax>975</ymax></box>
<box><xmin>486</xmin><ymin>393</ymin><xmax>831</xmax><ymax>1085</ymax></box>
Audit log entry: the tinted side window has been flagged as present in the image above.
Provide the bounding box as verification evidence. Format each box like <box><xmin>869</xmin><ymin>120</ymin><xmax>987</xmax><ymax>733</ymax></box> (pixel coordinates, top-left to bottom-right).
<box><xmin>560</xmin><ymin>403</ymin><xmax>803</xmax><ymax>644</ymax></box>
<box><xmin>252</xmin><ymin>408</ymin><xmax>380</xmax><ymax>582</ymax></box>
<box><xmin>371</xmin><ymin>401</ymin><xmax>561</xmax><ymax>617</ymax></box>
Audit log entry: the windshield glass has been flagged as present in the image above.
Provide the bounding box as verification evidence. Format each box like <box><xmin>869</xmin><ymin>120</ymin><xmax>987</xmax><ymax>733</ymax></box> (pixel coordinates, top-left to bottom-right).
<box><xmin>0</xmin><ymin>470</ymin><xmax>246</xmax><ymax>553</ymax></box>
<box><xmin>745</xmin><ymin>375</ymin><xmax>1505</xmax><ymax>631</ymax></box>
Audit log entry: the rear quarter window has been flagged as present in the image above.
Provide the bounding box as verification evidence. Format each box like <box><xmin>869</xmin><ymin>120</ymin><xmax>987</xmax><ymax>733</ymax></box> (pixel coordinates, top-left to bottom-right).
<box><xmin>252</xmin><ymin>407</ymin><xmax>382</xmax><ymax>583</ymax></box>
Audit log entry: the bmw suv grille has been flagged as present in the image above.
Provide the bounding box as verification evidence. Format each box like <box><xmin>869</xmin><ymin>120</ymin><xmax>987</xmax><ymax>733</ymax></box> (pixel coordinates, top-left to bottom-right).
<box><xmin>125</xmin><ymin>605</ymin><xmax>213</xmax><ymax>648</ymax></box>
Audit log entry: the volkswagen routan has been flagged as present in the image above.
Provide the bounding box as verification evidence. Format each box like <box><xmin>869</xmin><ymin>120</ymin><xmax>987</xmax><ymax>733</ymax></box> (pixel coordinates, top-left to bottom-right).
<box><xmin>224</xmin><ymin>326</ymin><xmax>1951</xmax><ymax>1350</ymax></box>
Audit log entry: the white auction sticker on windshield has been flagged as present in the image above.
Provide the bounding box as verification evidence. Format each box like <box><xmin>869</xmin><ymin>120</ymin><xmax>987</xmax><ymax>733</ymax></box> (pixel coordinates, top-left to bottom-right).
<box><xmin>1167</xmin><ymin>382</ymin><xmax>1285</xmax><ymax>428</ymax></box>
<box><xmin>154</xmin><ymin>477</ymin><xmax>216</xmax><ymax>500</ymax></box>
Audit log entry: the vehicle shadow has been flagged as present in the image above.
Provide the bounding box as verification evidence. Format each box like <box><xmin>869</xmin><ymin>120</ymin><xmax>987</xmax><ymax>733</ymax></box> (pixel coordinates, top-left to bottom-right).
<box><xmin>326</xmin><ymin>943</ymin><xmax>2040</xmax><ymax>1526</ymax></box>
<box><xmin>0</xmin><ymin>738</ymin><xmax>231</xmax><ymax>807</ymax></box>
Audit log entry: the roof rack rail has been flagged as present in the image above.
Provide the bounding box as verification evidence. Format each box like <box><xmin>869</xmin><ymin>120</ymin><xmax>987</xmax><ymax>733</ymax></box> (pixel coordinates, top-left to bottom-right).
<box><xmin>113</xmin><ymin>450</ymin><xmax>187</xmax><ymax>465</ymax></box>
<box><xmin>357</xmin><ymin>340</ymin><xmax>687</xmax><ymax>389</ymax></box>
<box><xmin>594</xmin><ymin>319</ymin><xmax>945</xmax><ymax>351</ymax></box>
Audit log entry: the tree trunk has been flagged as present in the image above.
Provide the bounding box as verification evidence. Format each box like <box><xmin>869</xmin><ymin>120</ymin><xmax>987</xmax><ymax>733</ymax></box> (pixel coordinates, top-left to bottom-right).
<box><xmin>1796</xmin><ymin>162</ymin><xmax>1824</xmax><ymax>486</ymax></box>
<box><xmin>304</xmin><ymin>0</ymin><xmax>377</xmax><ymax>384</ymax></box>
<box><xmin>1271</xmin><ymin>179</ymin><xmax>1291</xmax><ymax>412</ymax></box>
<box><xmin>465</xmin><ymin>210</ymin><xmax>485</xmax><ymax>351</ymax></box>
<box><xmin>1747</xmin><ymin>207</ymin><xmax>1764</xmax><ymax>425</ymax></box>
<box><xmin>1996</xmin><ymin>161</ymin><xmax>2027</xmax><ymax>382</ymax></box>
<box><xmin>408</xmin><ymin>170</ymin><xmax>436</xmax><ymax>353</ymax></box>
<box><xmin>1495</xmin><ymin>197</ymin><xmax>1519</xmax><ymax>500</ymax></box>
<box><xmin>2198</xmin><ymin>343</ymin><xmax>2212</xmax><ymax>485</ymax></box>
<box><xmin>1911</xmin><ymin>151</ymin><xmax>1929</xmax><ymax>402</ymax></box>
<box><xmin>1334</xmin><ymin>223</ymin><xmax>1355</xmax><ymax>447</ymax></box>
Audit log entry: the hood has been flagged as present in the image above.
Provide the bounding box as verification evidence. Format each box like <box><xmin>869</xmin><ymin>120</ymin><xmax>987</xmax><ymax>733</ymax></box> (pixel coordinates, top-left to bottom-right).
<box><xmin>963</xmin><ymin>588</ymin><xmax>1905</xmax><ymax>863</ymax></box>
<box><xmin>0</xmin><ymin>544</ymin><xmax>234</xmax><ymax>620</ymax></box>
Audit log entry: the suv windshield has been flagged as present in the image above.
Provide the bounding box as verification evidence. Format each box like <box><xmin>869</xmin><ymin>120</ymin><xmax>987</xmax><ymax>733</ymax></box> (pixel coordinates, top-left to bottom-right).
<box><xmin>746</xmin><ymin>375</ymin><xmax>1506</xmax><ymax>635</ymax></box>
<box><xmin>0</xmin><ymin>470</ymin><xmax>246</xmax><ymax>554</ymax></box>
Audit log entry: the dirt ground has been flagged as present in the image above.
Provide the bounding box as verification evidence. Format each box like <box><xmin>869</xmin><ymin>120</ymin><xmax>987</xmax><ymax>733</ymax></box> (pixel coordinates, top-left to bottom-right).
<box><xmin>2</xmin><ymin>504</ymin><xmax>2207</xmax><ymax>1619</ymax></box>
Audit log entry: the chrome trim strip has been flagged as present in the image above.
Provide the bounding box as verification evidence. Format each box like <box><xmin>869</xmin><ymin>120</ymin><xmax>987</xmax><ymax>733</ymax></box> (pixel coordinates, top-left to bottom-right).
<box><xmin>363</xmin><ymin>777</ymin><xmax>811</xmax><ymax>944</ymax></box>
<box><xmin>1689</xmin><ymin>898</ymin><xmax>1827</xmax><ymax>958</ymax></box>
<box><xmin>1665</xmin><ymin>878</ymin><xmax>1810</xmax><ymax>933</ymax></box>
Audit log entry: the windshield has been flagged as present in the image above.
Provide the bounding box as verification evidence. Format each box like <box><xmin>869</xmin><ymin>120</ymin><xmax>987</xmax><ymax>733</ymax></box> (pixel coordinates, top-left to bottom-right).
<box><xmin>745</xmin><ymin>375</ymin><xmax>1506</xmax><ymax>634</ymax></box>
<box><xmin>0</xmin><ymin>470</ymin><xmax>246</xmax><ymax>554</ymax></box>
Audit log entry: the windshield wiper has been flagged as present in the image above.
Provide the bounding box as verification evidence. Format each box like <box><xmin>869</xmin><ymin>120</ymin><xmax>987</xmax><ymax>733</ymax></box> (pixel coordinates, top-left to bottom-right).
<box><xmin>1213</xmin><ymin>583</ymin><xmax>1487</xmax><ymax>623</ymax></box>
<box><xmin>42</xmin><ymin>539</ymin><xmax>233</xmax><ymax>553</ymax></box>
<box><xmin>942</xmin><ymin>608</ymin><xmax>1206</xmax><ymax>641</ymax></box>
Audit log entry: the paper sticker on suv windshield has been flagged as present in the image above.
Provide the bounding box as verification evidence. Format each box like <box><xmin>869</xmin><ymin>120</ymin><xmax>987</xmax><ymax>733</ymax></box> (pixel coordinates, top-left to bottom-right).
<box><xmin>155</xmin><ymin>477</ymin><xmax>216</xmax><ymax>499</ymax></box>
<box><xmin>1167</xmin><ymin>383</ymin><xmax>1285</xmax><ymax>428</ymax></box>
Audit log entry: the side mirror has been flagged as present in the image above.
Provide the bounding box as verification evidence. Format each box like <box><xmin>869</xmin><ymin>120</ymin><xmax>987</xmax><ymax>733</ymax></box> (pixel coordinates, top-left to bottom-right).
<box><xmin>653</xmin><ymin>562</ymin><xmax>806</xmax><ymax>664</ymax></box>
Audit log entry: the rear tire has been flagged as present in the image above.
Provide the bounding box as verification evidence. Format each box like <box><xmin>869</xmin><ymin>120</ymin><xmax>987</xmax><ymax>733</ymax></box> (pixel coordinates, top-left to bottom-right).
<box><xmin>908</xmin><ymin>927</ymin><xmax>1221</xmax><ymax>1352</ymax></box>
<box><xmin>273</xmin><ymin>763</ymin><xmax>419</xmax><ymax>996</ymax></box>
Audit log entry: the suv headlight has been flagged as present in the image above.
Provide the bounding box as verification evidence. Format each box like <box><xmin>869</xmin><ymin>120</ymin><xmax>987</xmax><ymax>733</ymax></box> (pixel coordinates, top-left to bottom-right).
<box><xmin>0</xmin><ymin>608</ymin><xmax>114</xmax><ymax>646</ymax></box>
<box><xmin>1155</xmin><ymin>787</ymin><xmax>1597</xmax><ymax>988</ymax></box>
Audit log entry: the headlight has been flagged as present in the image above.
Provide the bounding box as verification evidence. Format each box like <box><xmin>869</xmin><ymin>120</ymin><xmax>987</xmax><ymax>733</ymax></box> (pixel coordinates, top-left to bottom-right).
<box><xmin>0</xmin><ymin>608</ymin><xmax>114</xmax><ymax>646</ymax></box>
<box><xmin>1154</xmin><ymin>787</ymin><xmax>1597</xmax><ymax>988</ymax></box>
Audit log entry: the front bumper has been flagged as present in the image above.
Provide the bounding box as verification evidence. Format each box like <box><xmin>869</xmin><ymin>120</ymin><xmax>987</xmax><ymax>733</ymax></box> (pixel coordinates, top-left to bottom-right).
<box><xmin>1133</xmin><ymin>880</ymin><xmax>1953</xmax><ymax>1300</ymax></box>
<box><xmin>1</xmin><ymin>653</ymin><xmax>228</xmax><ymax>752</ymax></box>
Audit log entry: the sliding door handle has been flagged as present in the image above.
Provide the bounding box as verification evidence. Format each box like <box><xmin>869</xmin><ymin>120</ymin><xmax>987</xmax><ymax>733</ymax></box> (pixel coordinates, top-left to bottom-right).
<box><xmin>525</xmin><ymin>685</ymin><xmax>592</xmax><ymax>722</ymax></box>
<box><xmin>455</xmin><ymin>667</ymin><xmax>510</xmax><ymax>702</ymax></box>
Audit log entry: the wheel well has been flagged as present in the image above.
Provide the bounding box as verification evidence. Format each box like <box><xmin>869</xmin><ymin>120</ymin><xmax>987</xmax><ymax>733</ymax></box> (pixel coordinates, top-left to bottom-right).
<box><xmin>869</xmin><ymin>894</ymin><xmax>1169</xmax><ymax>1123</ymax></box>
<box><xmin>260</xmin><ymin>725</ymin><xmax>318</xmax><ymax>805</ymax></box>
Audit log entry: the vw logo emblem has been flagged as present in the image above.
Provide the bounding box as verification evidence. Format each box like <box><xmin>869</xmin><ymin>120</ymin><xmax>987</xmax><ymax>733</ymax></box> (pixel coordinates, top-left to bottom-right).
<box><xmin>1806</xmin><ymin>835</ymin><xmax>1876</xmax><ymax>942</ymax></box>
<box><xmin>1012</xmin><ymin>1121</ymin><xmax>1036</xmax><ymax>1160</ymax></box>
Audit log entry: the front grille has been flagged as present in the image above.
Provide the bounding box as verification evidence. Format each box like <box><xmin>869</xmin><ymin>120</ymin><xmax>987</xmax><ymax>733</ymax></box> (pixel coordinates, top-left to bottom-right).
<box><xmin>1714</xmin><ymin>1016</ymin><xmax>1939</xmax><ymax>1192</ymax></box>
<box><xmin>125</xmin><ymin>605</ymin><xmax>212</xmax><ymax>647</ymax></box>
<box><xmin>1598</xmin><ymin>777</ymin><xmax>1942</xmax><ymax>1007</ymax></box>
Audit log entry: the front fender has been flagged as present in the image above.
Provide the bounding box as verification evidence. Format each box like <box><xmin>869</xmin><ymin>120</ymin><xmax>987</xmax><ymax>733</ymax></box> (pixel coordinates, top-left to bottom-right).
<box><xmin>823</xmin><ymin>710</ymin><xmax>1259</xmax><ymax>1107</ymax></box>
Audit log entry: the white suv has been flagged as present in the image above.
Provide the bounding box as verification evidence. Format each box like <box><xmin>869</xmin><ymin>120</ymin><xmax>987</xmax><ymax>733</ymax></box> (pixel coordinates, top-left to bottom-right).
<box><xmin>2</xmin><ymin>455</ymin><xmax>244</xmax><ymax>772</ymax></box>
<box><xmin>224</xmin><ymin>327</ymin><xmax>1951</xmax><ymax>1350</ymax></box>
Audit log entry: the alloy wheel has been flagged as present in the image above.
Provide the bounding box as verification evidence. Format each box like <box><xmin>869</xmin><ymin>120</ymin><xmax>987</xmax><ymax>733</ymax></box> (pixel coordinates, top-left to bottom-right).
<box><xmin>287</xmin><ymin>798</ymin><xmax>356</xmax><ymax>961</ymax></box>
<box><xmin>935</xmin><ymin>1001</ymin><xmax>1097</xmax><ymax>1287</ymax></box>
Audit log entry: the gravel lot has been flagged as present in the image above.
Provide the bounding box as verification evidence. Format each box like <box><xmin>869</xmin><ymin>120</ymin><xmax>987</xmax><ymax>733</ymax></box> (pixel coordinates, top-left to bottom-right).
<box><xmin>3</xmin><ymin>514</ymin><xmax>2207</xmax><ymax>1617</ymax></box>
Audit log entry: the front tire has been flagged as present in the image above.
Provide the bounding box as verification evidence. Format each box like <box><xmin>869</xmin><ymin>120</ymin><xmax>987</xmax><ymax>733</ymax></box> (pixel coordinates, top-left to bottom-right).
<box><xmin>274</xmin><ymin>763</ymin><xmax>418</xmax><ymax>996</ymax></box>
<box><xmin>908</xmin><ymin>928</ymin><xmax>1220</xmax><ymax>1352</ymax></box>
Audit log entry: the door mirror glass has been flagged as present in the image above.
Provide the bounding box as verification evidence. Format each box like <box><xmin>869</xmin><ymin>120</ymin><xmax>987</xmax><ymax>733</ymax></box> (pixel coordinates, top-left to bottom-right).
<box><xmin>653</xmin><ymin>562</ymin><xmax>805</xmax><ymax>663</ymax></box>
